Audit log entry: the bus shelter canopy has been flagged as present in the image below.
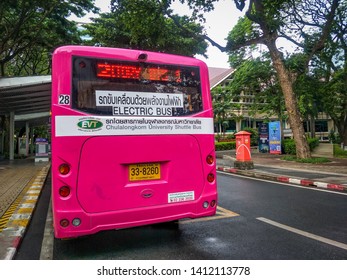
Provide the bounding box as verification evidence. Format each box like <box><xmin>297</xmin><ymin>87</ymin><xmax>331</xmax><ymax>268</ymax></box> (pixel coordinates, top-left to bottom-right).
<box><xmin>0</xmin><ymin>76</ymin><xmax>51</xmax><ymax>125</ymax></box>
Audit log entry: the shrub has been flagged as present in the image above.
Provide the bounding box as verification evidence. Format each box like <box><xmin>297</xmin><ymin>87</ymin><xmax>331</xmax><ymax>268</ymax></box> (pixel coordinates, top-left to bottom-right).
<box><xmin>282</xmin><ymin>138</ymin><xmax>319</xmax><ymax>155</ymax></box>
<box><xmin>334</xmin><ymin>144</ymin><xmax>347</xmax><ymax>158</ymax></box>
<box><xmin>215</xmin><ymin>141</ymin><xmax>236</xmax><ymax>151</ymax></box>
<box><xmin>308</xmin><ymin>137</ymin><xmax>319</xmax><ymax>150</ymax></box>
<box><xmin>283</xmin><ymin>139</ymin><xmax>296</xmax><ymax>155</ymax></box>
<box><xmin>215</xmin><ymin>133</ymin><xmax>235</xmax><ymax>142</ymax></box>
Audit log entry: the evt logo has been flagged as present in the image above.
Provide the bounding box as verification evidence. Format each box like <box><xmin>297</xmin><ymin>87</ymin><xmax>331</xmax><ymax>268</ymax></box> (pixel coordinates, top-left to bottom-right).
<box><xmin>77</xmin><ymin>118</ymin><xmax>103</xmax><ymax>132</ymax></box>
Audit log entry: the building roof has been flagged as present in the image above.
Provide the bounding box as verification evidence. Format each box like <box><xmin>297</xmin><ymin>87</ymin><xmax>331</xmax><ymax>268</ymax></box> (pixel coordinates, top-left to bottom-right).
<box><xmin>208</xmin><ymin>67</ymin><xmax>234</xmax><ymax>89</ymax></box>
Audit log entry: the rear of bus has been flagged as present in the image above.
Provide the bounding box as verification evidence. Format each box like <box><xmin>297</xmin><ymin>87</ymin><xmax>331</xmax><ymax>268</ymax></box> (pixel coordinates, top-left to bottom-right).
<box><xmin>51</xmin><ymin>46</ymin><xmax>217</xmax><ymax>239</ymax></box>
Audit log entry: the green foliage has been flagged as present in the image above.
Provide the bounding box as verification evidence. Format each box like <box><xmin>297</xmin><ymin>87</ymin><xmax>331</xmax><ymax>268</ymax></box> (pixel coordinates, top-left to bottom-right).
<box><xmin>0</xmin><ymin>0</ymin><xmax>98</xmax><ymax>76</ymax></box>
<box><xmin>283</xmin><ymin>138</ymin><xmax>320</xmax><ymax>155</ymax></box>
<box><xmin>215</xmin><ymin>141</ymin><xmax>236</xmax><ymax>151</ymax></box>
<box><xmin>281</xmin><ymin>155</ymin><xmax>331</xmax><ymax>164</ymax></box>
<box><xmin>282</xmin><ymin>139</ymin><xmax>296</xmax><ymax>155</ymax></box>
<box><xmin>212</xmin><ymin>85</ymin><xmax>239</xmax><ymax>130</ymax></box>
<box><xmin>334</xmin><ymin>144</ymin><xmax>347</xmax><ymax>158</ymax></box>
<box><xmin>33</xmin><ymin>125</ymin><xmax>50</xmax><ymax>140</ymax></box>
<box><xmin>227</xmin><ymin>17</ymin><xmax>260</xmax><ymax>49</ymax></box>
<box><xmin>329</xmin><ymin>130</ymin><xmax>341</xmax><ymax>144</ymax></box>
<box><xmin>295</xmin><ymin>76</ymin><xmax>322</xmax><ymax>118</ymax></box>
<box><xmin>215</xmin><ymin>133</ymin><xmax>235</xmax><ymax>142</ymax></box>
<box><xmin>320</xmin><ymin>69</ymin><xmax>347</xmax><ymax>143</ymax></box>
<box><xmin>84</xmin><ymin>0</ymin><xmax>208</xmax><ymax>56</ymax></box>
<box><xmin>309</xmin><ymin>137</ymin><xmax>320</xmax><ymax>151</ymax></box>
<box><xmin>226</xmin><ymin>55</ymin><xmax>286</xmax><ymax>121</ymax></box>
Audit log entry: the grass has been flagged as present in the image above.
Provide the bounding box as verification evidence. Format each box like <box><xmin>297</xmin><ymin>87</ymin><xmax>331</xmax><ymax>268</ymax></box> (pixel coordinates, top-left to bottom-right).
<box><xmin>334</xmin><ymin>144</ymin><xmax>347</xmax><ymax>158</ymax></box>
<box><xmin>281</xmin><ymin>155</ymin><xmax>331</xmax><ymax>164</ymax></box>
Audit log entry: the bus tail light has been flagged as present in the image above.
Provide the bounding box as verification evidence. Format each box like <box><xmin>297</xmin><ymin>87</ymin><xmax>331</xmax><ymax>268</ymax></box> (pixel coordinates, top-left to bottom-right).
<box><xmin>59</xmin><ymin>186</ymin><xmax>70</xmax><ymax>197</ymax></box>
<box><xmin>60</xmin><ymin>219</ymin><xmax>69</xmax><ymax>227</ymax></box>
<box><xmin>207</xmin><ymin>173</ymin><xmax>215</xmax><ymax>183</ymax></box>
<box><xmin>203</xmin><ymin>200</ymin><xmax>216</xmax><ymax>208</ymax></box>
<box><xmin>59</xmin><ymin>163</ymin><xmax>70</xmax><ymax>175</ymax></box>
<box><xmin>206</xmin><ymin>155</ymin><xmax>214</xmax><ymax>165</ymax></box>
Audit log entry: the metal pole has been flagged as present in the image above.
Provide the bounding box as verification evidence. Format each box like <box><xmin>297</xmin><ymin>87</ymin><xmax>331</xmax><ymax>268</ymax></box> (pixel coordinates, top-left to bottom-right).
<box><xmin>9</xmin><ymin>111</ymin><xmax>14</xmax><ymax>160</ymax></box>
<box><xmin>25</xmin><ymin>121</ymin><xmax>29</xmax><ymax>156</ymax></box>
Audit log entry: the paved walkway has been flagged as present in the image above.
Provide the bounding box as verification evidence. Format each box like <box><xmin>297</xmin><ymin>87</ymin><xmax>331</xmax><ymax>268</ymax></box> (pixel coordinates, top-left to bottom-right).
<box><xmin>0</xmin><ymin>159</ymin><xmax>49</xmax><ymax>218</ymax></box>
<box><xmin>0</xmin><ymin>159</ymin><xmax>50</xmax><ymax>259</ymax></box>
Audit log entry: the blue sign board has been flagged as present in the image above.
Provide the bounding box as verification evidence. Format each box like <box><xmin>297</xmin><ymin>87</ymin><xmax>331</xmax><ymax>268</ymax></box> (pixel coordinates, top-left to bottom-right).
<box><xmin>269</xmin><ymin>121</ymin><xmax>281</xmax><ymax>154</ymax></box>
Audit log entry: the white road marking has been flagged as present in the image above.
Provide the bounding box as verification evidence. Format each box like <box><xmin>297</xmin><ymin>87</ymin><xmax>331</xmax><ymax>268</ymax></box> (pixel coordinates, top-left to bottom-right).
<box><xmin>257</xmin><ymin>217</ymin><xmax>347</xmax><ymax>251</ymax></box>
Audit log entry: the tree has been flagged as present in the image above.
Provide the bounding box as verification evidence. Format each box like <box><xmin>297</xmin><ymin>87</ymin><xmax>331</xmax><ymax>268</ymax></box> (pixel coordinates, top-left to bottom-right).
<box><xmin>313</xmin><ymin>1</ymin><xmax>347</xmax><ymax>147</ymax></box>
<box><xmin>322</xmin><ymin>69</ymin><xmax>347</xmax><ymax>147</ymax></box>
<box><xmin>212</xmin><ymin>84</ymin><xmax>241</xmax><ymax>136</ymax></box>
<box><xmin>230</xmin><ymin>54</ymin><xmax>286</xmax><ymax>119</ymax></box>
<box><xmin>170</xmin><ymin>0</ymin><xmax>340</xmax><ymax>159</ymax></box>
<box><xmin>83</xmin><ymin>0</ymin><xmax>208</xmax><ymax>56</ymax></box>
<box><xmin>0</xmin><ymin>0</ymin><xmax>98</xmax><ymax>76</ymax></box>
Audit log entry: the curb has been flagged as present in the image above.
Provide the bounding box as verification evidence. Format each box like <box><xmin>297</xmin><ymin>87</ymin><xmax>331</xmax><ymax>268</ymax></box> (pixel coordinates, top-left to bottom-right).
<box><xmin>0</xmin><ymin>164</ymin><xmax>51</xmax><ymax>260</ymax></box>
<box><xmin>217</xmin><ymin>166</ymin><xmax>347</xmax><ymax>193</ymax></box>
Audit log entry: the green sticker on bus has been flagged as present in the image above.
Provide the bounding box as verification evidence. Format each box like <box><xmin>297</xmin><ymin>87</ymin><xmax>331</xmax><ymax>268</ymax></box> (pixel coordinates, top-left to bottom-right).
<box><xmin>77</xmin><ymin>119</ymin><xmax>103</xmax><ymax>130</ymax></box>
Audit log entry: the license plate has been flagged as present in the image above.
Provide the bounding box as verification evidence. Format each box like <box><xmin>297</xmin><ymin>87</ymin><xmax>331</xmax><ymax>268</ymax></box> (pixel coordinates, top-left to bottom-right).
<box><xmin>129</xmin><ymin>163</ymin><xmax>161</xmax><ymax>181</ymax></box>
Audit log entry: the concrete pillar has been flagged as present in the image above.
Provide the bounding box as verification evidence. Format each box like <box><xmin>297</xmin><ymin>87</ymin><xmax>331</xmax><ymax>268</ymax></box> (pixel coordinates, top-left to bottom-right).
<box><xmin>1</xmin><ymin>133</ymin><xmax>3</xmax><ymax>155</ymax></box>
<box><xmin>0</xmin><ymin>121</ymin><xmax>4</xmax><ymax>155</ymax></box>
<box><xmin>9</xmin><ymin>111</ymin><xmax>14</xmax><ymax>160</ymax></box>
<box><xmin>30</xmin><ymin>126</ymin><xmax>34</xmax><ymax>154</ymax></box>
<box><xmin>25</xmin><ymin>121</ymin><xmax>29</xmax><ymax>156</ymax></box>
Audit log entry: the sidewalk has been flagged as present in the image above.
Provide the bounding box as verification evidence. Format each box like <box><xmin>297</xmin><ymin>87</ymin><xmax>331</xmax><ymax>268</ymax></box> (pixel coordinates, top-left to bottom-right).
<box><xmin>216</xmin><ymin>150</ymin><xmax>347</xmax><ymax>192</ymax></box>
<box><xmin>0</xmin><ymin>159</ymin><xmax>50</xmax><ymax>259</ymax></box>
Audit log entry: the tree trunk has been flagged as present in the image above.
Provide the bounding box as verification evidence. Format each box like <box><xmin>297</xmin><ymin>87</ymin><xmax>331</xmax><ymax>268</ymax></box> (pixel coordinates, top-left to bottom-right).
<box><xmin>310</xmin><ymin>116</ymin><xmax>315</xmax><ymax>138</ymax></box>
<box><xmin>267</xmin><ymin>41</ymin><xmax>311</xmax><ymax>159</ymax></box>
<box><xmin>336</xmin><ymin>119</ymin><xmax>347</xmax><ymax>148</ymax></box>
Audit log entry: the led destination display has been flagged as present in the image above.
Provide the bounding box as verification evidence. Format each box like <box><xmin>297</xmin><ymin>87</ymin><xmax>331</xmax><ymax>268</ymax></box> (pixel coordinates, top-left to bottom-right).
<box><xmin>96</xmin><ymin>63</ymin><xmax>181</xmax><ymax>82</ymax></box>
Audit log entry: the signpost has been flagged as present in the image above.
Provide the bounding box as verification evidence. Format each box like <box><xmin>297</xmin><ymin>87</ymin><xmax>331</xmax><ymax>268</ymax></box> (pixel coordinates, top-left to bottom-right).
<box><xmin>258</xmin><ymin>122</ymin><xmax>269</xmax><ymax>153</ymax></box>
<box><xmin>269</xmin><ymin>121</ymin><xmax>281</xmax><ymax>154</ymax></box>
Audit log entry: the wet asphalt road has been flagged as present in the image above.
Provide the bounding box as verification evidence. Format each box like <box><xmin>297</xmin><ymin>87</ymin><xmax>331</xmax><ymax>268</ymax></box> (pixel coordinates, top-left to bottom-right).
<box><xmin>15</xmin><ymin>172</ymin><xmax>347</xmax><ymax>260</ymax></box>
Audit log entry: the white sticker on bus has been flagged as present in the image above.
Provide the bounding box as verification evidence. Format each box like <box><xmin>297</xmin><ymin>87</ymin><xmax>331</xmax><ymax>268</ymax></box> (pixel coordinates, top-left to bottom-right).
<box><xmin>168</xmin><ymin>191</ymin><xmax>195</xmax><ymax>203</ymax></box>
<box><xmin>96</xmin><ymin>90</ymin><xmax>184</xmax><ymax>116</ymax></box>
<box><xmin>55</xmin><ymin>116</ymin><xmax>214</xmax><ymax>136</ymax></box>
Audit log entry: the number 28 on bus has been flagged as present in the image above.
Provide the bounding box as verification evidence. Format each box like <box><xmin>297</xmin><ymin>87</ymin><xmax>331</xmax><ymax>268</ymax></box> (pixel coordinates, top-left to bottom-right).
<box><xmin>51</xmin><ymin>46</ymin><xmax>217</xmax><ymax>239</ymax></box>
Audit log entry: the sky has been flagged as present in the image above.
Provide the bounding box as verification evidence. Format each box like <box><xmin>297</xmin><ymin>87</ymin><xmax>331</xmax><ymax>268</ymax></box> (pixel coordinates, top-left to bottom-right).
<box><xmin>171</xmin><ymin>0</ymin><xmax>244</xmax><ymax>68</ymax></box>
<box><xmin>73</xmin><ymin>0</ymin><xmax>245</xmax><ymax>68</ymax></box>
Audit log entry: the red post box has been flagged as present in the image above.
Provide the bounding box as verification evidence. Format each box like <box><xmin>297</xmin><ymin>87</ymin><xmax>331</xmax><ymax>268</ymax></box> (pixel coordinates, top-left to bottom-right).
<box><xmin>235</xmin><ymin>131</ymin><xmax>251</xmax><ymax>161</ymax></box>
<box><xmin>234</xmin><ymin>131</ymin><xmax>254</xmax><ymax>169</ymax></box>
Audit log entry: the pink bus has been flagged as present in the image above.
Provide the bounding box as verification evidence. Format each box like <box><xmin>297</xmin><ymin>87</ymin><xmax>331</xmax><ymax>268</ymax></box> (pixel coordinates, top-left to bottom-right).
<box><xmin>51</xmin><ymin>46</ymin><xmax>217</xmax><ymax>239</ymax></box>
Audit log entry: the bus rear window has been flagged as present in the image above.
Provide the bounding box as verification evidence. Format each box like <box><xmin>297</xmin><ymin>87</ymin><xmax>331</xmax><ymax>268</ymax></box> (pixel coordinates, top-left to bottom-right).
<box><xmin>72</xmin><ymin>56</ymin><xmax>203</xmax><ymax>117</ymax></box>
